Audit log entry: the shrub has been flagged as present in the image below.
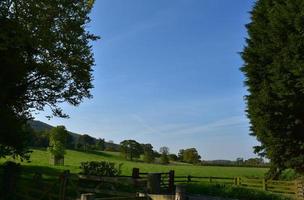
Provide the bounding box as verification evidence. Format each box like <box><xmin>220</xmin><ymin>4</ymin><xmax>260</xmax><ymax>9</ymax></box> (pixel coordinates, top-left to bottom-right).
<box><xmin>80</xmin><ymin>161</ymin><xmax>122</xmax><ymax>177</ymax></box>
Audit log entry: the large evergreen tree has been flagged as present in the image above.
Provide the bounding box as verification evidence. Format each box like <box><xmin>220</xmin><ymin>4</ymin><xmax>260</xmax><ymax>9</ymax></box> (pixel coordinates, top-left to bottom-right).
<box><xmin>0</xmin><ymin>0</ymin><xmax>98</xmax><ymax>158</ymax></box>
<box><xmin>241</xmin><ymin>0</ymin><xmax>304</xmax><ymax>176</ymax></box>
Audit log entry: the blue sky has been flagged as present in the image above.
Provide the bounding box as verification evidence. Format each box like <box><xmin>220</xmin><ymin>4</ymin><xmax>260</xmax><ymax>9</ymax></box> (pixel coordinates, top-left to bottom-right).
<box><xmin>35</xmin><ymin>0</ymin><xmax>259</xmax><ymax>160</ymax></box>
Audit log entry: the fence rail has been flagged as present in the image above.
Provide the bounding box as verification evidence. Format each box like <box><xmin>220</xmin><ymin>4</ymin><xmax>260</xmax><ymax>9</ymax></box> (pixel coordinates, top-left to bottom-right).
<box><xmin>9</xmin><ymin>167</ymin><xmax>304</xmax><ymax>200</ymax></box>
<box><xmin>175</xmin><ymin>175</ymin><xmax>303</xmax><ymax>199</ymax></box>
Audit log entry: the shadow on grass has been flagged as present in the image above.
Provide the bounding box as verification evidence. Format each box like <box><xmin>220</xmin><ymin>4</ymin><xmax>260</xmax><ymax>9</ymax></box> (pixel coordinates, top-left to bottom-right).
<box><xmin>0</xmin><ymin>162</ymin><xmax>64</xmax><ymax>177</ymax></box>
<box><xmin>20</xmin><ymin>165</ymin><xmax>66</xmax><ymax>178</ymax></box>
<box><xmin>185</xmin><ymin>183</ymin><xmax>292</xmax><ymax>200</ymax></box>
<box><xmin>0</xmin><ymin>163</ymin><xmax>74</xmax><ymax>200</ymax></box>
<box><xmin>72</xmin><ymin>149</ymin><xmax>118</xmax><ymax>159</ymax></box>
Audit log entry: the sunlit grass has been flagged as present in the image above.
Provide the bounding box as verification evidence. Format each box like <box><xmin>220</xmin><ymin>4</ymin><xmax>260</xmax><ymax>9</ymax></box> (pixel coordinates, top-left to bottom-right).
<box><xmin>0</xmin><ymin>148</ymin><xmax>268</xmax><ymax>178</ymax></box>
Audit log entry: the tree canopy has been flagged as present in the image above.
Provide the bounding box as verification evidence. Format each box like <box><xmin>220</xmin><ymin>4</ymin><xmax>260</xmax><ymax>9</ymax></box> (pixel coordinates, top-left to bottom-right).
<box><xmin>0</xmin><ymin>0</ymin><xmax>98</xmax><ymax>158</ymax></box>
<box><xmin>241</xmin><ymin>0</ymin><xmax>304</xmax><ymax>176</ymax></box>
<box><xmin>142</xmin><ymin>143</ymin><xmax>155</xmax><ymax>163</ymax></box>
<box><xmin>48</xmin><ymin>126</ymin><xmax>68</xmax><ymax>158</ymax></box>
<box><xmin>120</xmin><ymin>140</ymin><xmax>142</xmax><ymax>161</ymax></box>
<box><xmin>179</xmin><ymin>148</ymin><xmax>201</xmax><ymax>164</ymax></box>
<box><xmin>159</xmin><ymin>146</ymin><xmax>169</xmax><ymax>164</ymax></box>
<box><xmin>77</xmin><ymin>134</ymin><xmax>96</xmax><ymax>151</ymax></box>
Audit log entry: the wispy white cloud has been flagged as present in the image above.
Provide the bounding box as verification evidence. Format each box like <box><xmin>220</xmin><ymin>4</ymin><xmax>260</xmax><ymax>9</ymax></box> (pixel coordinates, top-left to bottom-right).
<box><xmin>129</xmin><ymin>113</ymin><xmax>248</xmax><ymax>137</ymax></box>
<box><xmin>169</xmin><ymin>116</ymin><xmax>248</xmax><ymax>136</ymax></box>
<box><xmin>103</xmin><ymin>4</ymin><xmax>181</xmax><ymax>45</ymax></box>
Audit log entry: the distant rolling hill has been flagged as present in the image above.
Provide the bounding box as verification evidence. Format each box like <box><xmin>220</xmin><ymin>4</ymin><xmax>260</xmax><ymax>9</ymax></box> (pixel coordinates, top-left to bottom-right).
<box><xmin>28</xmin><ymin>120</ymin><xmax>53</xmax><ymax>132</ymax></box>
<box><xmin>28</xmin><ymin>120</ymin><xmax>120</xmax><ymax>150</ymax></box>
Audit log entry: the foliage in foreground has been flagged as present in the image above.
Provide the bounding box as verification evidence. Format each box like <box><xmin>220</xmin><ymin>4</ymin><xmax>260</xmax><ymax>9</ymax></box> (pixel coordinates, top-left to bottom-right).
<box><xmin>185</xmin><ymin>183</ymin><xmax>291</xmax><ymax>200</ymax></box>
<box><xmin>80</xmin><ymin>161</ymin><xmax>122</xmax><ymax>177</ymax></box>
<box><xmin>0</xmin><ymin>0</ymin><xmax>98</xmax><ymax>159</ymax></box>
<box><xmin>241</xmin><ymin>0</ymin><xmax>304</xmax><ymax>177</ymax></box>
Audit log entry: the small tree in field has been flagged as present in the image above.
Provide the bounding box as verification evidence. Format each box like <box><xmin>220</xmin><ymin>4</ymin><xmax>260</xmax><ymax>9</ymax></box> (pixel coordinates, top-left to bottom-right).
<box><xmin>159</xmin><ymin>146</ymin><xmax>169</xmax><ymax>164</ymax></box>
<box><xmin>142</xmin><ymin>144</ymin><xmax>155</xmax><ymax>163</ymax></box>
<box><xmin>169</xmin><ymin>154</ymin><xmax>178</xmax><ymax>161</ymax></box>
<box><xmin>182</xmin><ymin>148</ymin><xmax>201</xmax><ymax>164</ymax></box>
<box><xmin>77</xmin><ymin>134</ymin><xmax>95</xmax><ymax>151</ymax></box>
<box><xmin>48</xmin><ymin>126</ymin><xmax>68</xmax><ymax>165</ymax></box>
<box><xmin>120</xmin><ymin>140</ymin><xmax>142</xmax><ymax>161</ymax></box>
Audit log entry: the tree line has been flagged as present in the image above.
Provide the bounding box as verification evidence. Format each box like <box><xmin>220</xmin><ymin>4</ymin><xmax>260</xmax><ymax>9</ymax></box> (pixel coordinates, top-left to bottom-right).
<box><xmin>31</xmin><ymin>127</ymin><xmax>266</xmax><ymax>167</ymax></box>
<box><xmin>2</xmin><ymin>0</ymin><xmax>304</xmax><ymax>179</ymax></box>
<box><xmin>119</xmin><ymin>139</ymin><xmax>202</xmax><ymax>165</ymax></box>
<box><xmin>31</xmin><ymin>128</ymin><xmax>203</xmax><ymax>165</ymax></box>
<box><xmin>28</xmin><ymin>127</ymin><xmax>110</xmax><ymax>152</ymax></box>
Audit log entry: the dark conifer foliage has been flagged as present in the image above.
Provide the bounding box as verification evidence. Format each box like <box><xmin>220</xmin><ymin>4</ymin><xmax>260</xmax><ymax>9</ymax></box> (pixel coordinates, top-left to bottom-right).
<box><xmin>241</xmin><ymin>0</ymin><xmax>304</xmax><ymax>176</ymax></box>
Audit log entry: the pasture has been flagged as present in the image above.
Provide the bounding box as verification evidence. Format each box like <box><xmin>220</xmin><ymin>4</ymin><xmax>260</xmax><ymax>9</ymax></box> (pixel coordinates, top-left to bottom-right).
<box><xmin>0</xmin><ymin>148</ymin><xmax>268</xmax><ymax>178</ymax></box>
<box><xmin>1</xmin><ymin>149</ymin><xmax>296</xmax><ymax>200</ymax></box>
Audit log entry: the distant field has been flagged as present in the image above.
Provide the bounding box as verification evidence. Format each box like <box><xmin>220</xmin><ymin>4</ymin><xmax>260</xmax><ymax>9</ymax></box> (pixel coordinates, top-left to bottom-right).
<box><xmin>0</xmin><ymin>149</ymin><xmax>268</xmax><ymax>178</ymax></box>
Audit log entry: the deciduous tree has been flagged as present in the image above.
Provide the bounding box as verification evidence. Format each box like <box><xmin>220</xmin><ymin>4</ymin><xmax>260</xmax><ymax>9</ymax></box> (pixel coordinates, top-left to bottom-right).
<box><xmin>142</xmin><ymin>143</ymin><xmax>155</xmax><ymax>163</ymax></box>
<box><xmin>96</xmin><ymin>138</ymin><xmax>106</xmax><ymax>151</ymax></box>
<box><xmin>0</xmin><ymin>0</ymin><xmax>98</xmax><ymax>158</ymax></box>
<box><xmin>48</xmin><ymin>126</ymin><xmax>68</xmax><ymax>165</ymax></box>
<box><xmin>179</xmin><ymin>148</ymin><xmax>201</xmax><ymax>164</ymax></box>
<box><xmin>120</xmin><ymin>140</ymin><xmax>142</xmax><ymax>161</ymax></box>
<box><xmin>159</xmin><ymin>146</ymin><xmax>169</xmax><ymax>164</ymax></box>
<box><xmin>77</xmin><ymin>134</ymin><xmax>95</xmax><ymax>151</ymax></box>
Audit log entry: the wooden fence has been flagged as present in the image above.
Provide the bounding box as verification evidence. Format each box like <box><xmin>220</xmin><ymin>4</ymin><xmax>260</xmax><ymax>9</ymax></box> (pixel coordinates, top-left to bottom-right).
<box><xmin>15</xmin><ymin>170</ymin><xmax>148</xmax><ymax>200</ymax></box>
<box><xmin>10</xmin><ymin>167</ymin><xmax>304</xmax><ymax>200</ymax></box>
<box><xmin>133</xmin><ymin>168</ymin><xmax>175</xmax><ymax>193</ymax></box>
<box><xmin>175</xmin><ymin>175</ymin><xmax>304</xmax><ymax>199</ymax></box>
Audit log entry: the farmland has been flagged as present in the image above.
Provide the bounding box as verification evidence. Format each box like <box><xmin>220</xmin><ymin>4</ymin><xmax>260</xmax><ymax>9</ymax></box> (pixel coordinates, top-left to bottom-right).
<box><xmin>1</xmin><ymin>149</ymin><xmax>295</xmax><ymax>200</ymax></box>
<box><xmin>0</xmin><ymin>148</ymin><xmax>268</xmax><ymax>178</ymax></box>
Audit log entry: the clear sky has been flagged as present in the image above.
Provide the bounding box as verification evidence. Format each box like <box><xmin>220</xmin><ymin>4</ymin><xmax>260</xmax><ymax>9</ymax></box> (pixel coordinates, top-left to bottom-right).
<box><xmin>35</xmin><ymin>0</ymin><xmax>259</xmax><ymax>160</ymax></box>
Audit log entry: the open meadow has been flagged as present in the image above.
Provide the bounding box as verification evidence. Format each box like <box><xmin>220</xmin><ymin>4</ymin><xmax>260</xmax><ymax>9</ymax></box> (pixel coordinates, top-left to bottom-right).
<box><xmin>0</xmin><ymin>149</ymin><xmax>268</xmax><ymax>178</ymax></box>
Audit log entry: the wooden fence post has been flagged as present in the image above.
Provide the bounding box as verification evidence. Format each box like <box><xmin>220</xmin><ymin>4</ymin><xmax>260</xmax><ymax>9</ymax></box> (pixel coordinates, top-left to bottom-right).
<box><xmin>175</xmin><ymin>185</ymin><xmax>186</xmax><ymax>200</ymax></box>
<box><xmin>168</xmin><ymin>170</ymin><xmax>175</xmax><ymax>193</ymax></box>
<box><xmin>297</xmin><ymin>181</ymin><xmax>304</xmax><ymax>200</ymax></box>
<box><xmin>187</xmin><ymin>175</ymin><xmax>191</xmax><ymax>183</ymax></box>
<box><xmin>234</xmin><ymin>177</ymin><xmax>237</xmax><ymax>185</ymax></box>
<box><xmin>132</xmin><ymin>168</ymin><xmax>140</xmax><ymax>178</ymax></box>
<box><xmin>147</xmin><ymin>173</ymin><xmax>161</xmax><ymax>194</ymax></box>
<box><xmin>262</xmin><ymin>179</ymin><xmax>267</xmax><ymax>191</ymax></box>
<box><xmin>59</xmin><ymin>170</ymin><xmax>69</xmax><ymax>200</ymax></box>
<box><xmin>237</xmin><ymin>177</ymin><xmax>241</xmax><ymax>186</ymax></box>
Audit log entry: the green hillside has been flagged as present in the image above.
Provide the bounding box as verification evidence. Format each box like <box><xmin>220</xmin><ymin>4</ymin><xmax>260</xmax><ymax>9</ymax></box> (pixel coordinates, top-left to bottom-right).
<box><xmin>28</xmin><ymin>120</ymin><xmax>120</xmax><ymax>150</ymax></box>
<box><xmin>1</xmin><ymin>149</ymin><xmax>268</xmax><ymax>178</ymax></box>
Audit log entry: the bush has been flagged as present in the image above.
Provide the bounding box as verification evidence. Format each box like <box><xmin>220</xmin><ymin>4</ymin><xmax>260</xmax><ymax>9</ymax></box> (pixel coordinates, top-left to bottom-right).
<box><xmin>80</xmin><ymin>161</ymin><xmax>122</xmax><ymax>177</ymax></box>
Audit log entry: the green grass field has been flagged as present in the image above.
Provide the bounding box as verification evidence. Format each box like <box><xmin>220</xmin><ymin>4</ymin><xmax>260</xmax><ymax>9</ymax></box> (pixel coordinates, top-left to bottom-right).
<box><xmin>0</xmin><ymin>148</ymin><xmax>268</xmax><ymax>178</ymax></box>
<box><xmin>1</xmin><ymin>149</ymin><xmax>293</xmax><ymax>200</ymax></box>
